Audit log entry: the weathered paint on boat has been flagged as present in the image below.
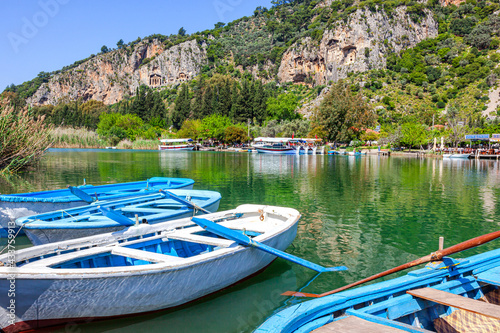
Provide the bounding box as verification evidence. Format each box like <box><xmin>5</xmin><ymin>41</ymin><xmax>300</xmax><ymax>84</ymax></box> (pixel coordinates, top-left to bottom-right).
<box><xmin>17</xmin><ymin>189</ymin><xmax>221</xmax><ymax>245</ymax></box>
<box><xmin>0</xmin><ymin>205</ymin><xmax>300</xmax><ymax>333</ymax></box>
<box><xmin>0</xmin><ymin>177</ymin><xmax>195</xmax><ymax>237</ymax></box>
<box><xmin>255</xmin><ymin>247</ymin><xmax>500</xmax><ymax>332</ymax></box>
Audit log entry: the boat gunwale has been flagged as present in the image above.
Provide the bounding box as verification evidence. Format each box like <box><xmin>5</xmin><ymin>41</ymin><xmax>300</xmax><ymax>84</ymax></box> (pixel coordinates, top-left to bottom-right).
<box><xmin>0</xmin><ymin>177</ymin><xmax>195</xmax><ymax>203</ymax></box>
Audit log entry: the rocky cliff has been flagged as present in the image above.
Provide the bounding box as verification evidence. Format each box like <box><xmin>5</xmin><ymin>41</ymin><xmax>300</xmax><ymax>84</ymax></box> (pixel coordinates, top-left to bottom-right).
<box><xmin>26</xmin><ymin>4</ymin><xmax>439</xmax><ymax>106</ymax></box>
<box><xmin>278</xmin><ymin>7</ymin><xmax>438</xmax><ymax>85</ymax></box>
<box><xmin>27</xmin><ymin>39</ymin><xmax>206</xmax><ymax>106</ymax></box>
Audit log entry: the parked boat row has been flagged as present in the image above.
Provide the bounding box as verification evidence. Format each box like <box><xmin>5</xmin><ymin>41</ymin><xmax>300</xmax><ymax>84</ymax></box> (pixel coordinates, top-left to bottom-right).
<box><xmin>1</xmin><ymin>175</ymin><xmax>499</xmax><ymax>333</ymax></box>
<box><xmin>0</xmin><ymin>177</ymin><xmax>194</xmax><ymax>237</ymax></box>
<box><xmin>0</xmin><ymin>176</ymin><xmax>329</xmax><ymax>332</ymax></box>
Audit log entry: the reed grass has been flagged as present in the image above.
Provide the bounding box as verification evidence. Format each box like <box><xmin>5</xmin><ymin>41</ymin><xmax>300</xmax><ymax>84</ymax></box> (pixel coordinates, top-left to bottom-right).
<box><xmin>129</xmin><ymin>139</ymin><xmax>160</xmax><ymax>150</ymax></box>
<box><xmin>50</xmin><ymin>127</ymin><xmax>108</xmax><ymax>148</ymax></box>
<box><xmin>0</xmin><ymin>105</ymin><xmax>53</xmax><ymax>174</ymax></box>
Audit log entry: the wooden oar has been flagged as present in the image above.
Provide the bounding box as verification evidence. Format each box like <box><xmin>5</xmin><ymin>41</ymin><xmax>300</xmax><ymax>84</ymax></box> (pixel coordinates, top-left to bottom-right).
<box><xmin>191</xmin><ymin>217</ymin><xmax>348</xmax><ymax>273</ymax></box>
<box><xmin>161</xmin><ymin>190</ymin><xmax>211</xmax><ymax>214</ymax></box>
<box><xmin>68</xmin><ymin>186</ymin><xmax>94</xmax><ymax>203</ymax></box>
<box><xmin>283</xmin><ymin>229</ymin><xmax>500</xmax><ymax>298</ymax></box>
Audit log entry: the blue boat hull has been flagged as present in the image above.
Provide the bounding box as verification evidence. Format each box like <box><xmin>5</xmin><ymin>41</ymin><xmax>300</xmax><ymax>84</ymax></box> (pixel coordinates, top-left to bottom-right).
<box><xmin>18</xmin><ymin>189</ymin><xmax>221</xmax><ymax>245</ymax></box>
<box><xmin>0</xmin><ymin>178</ymin><xmax>194</xmax><ymax>237</ymax></box>
<box><xmin>23</xmin><ymin>199</ymin><xmax>221</xmax><ymax>245</ymax></box>
<box><xmin>256</xmin><ymin>248</ymin><xmax>500</xmax><ymax>332</ymax></box>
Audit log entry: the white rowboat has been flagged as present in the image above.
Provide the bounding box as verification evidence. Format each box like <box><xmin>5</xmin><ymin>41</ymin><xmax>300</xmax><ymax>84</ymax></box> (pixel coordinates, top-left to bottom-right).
<box><xmin>0</xmin><ymin>204</ymin><xmax>300</xmax><ymax>333</ymax></box>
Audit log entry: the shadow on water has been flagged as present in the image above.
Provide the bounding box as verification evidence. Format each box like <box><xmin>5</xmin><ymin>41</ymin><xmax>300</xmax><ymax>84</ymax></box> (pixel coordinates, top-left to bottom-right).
<box><xmin>2</xmin><ymin>150</ymin><xmax>500</xmax><ymax>332</ymax></box>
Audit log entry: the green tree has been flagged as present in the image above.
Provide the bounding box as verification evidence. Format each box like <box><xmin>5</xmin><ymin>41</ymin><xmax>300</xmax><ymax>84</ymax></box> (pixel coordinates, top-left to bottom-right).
<box><xmin>316</xmin><ymin>81</ymin><xmax>376</xmax><ymax>142</ymax></box>
<box><xmin>117</xmin><ymin>39</ymin><xmax>124</xmax><ymax>49</ymax></box>
<box><xmin>177</xmin><ymin>119</ymin><xmax>203</xmax><ymax>139</ymax></box>
<box><xmin>178</xmin><ymin>27</ymin><xmax>186</xmax><ymax>36</ymax></box>
<box><xmin>266</xmin><ymin>93</ymin><xmax>299</xmax><ymax>120</ymax></box>
<box><xmin>400</xmin><ymin>122</ymin><xmax>429</xmax><ymax>151</ymax></box>
<box><xmin>171</xmin><ymin>84</ymin><xmax>191</xmax><ymax>129</ymax></box>
<box><xmin>101</xmin><ymin>45</ymin><xmax>109</xmax><ymax>53</ymax></box>
<box><xmin>224</xmin><ymin>125</ymin><xmax>249</xmax><ymax>143</ymax></box>
<box><xmin>201</xmin><ymin>114</ymin><xmax>232</xmax><ymax>140</ymax></box>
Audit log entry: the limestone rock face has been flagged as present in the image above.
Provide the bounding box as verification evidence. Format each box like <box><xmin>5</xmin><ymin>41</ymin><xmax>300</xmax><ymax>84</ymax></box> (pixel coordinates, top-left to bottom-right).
<box><xmin>439</xmin><ymin>0</ymin><xmax>466</xmax><ymax>6</ymax></box>
<box><xmin>27</xmin><ymin>39</ymin><xmax>206</xmax><ymax>106</ymax></box>
<box><xmin>277</xmin><ymin>7</ymin><xmax>438</xmax><ymax>85</ymax></box>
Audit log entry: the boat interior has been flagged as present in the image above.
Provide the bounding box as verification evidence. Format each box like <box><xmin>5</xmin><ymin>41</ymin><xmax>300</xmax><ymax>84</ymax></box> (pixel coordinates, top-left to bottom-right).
<box><xmin>22</xmin><ymin>193</ymin><xmax>214</xmax><ymax>225</ymax></box>
<box><xmin>11</xmin><ymin>210</ymin><xmax>284</xmax><ymax>270</ymax></box>
<box><xmin>311</xmin><ymin>257</ymin><xmax>500</xmax><ymax>333</ymax></box>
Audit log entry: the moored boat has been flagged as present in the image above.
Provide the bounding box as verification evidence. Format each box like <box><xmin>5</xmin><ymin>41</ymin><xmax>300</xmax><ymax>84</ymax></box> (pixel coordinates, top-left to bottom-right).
<box><xmin>158</xmin><ymin>138</ymin><xmax>195</xmax><ymax>151</ymax></box>
<box><xmin>256</xmin><ymin>143</ymin><xmax>297</xmax><ymax>155</ymax></box>
<box><xmin>0</xmin><ymin>204</ymin><xmax>300</xmax><ymax>333</ymax></box>
<box><xmin>0</xmin><ymin>177</ymin><xmax>195</xmax><ymax>237</ymax></box>
<box><xmin>16</xmin><ymin>189</ymin><xmax>221</xmax><ymax>245</ymax></box>
<box><xmin>256</xmin><ymin>244</ymin><xmax>500</xmax><ymax>333</ymax></box>
<box><xmin>443</xmin><ymin>153</ymin><xmax>471</xmax><ymax>159</ymax></box>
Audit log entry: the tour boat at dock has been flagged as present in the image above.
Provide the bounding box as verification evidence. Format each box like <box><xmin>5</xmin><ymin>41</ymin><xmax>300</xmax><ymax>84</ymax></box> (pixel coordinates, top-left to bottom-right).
<box><xmin>158</xmin><ymin>138</ymin><xmax>195</xmax><ymax>151</ymax></box>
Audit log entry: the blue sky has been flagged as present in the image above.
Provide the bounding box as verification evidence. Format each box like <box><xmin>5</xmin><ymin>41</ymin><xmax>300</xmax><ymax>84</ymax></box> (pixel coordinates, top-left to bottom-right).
<box><xmin>0</xmin><ymin>0</ymin><xmax>273</xmax><ymax>91</ymax></box>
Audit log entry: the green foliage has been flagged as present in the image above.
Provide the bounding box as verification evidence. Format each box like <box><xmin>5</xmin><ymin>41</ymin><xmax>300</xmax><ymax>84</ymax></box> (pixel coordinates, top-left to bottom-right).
<box><xmin>316</xmin><ymin>81</ymin><xmax>376</xmax><ymax>142</ymax></box>
<box><xmin>399</xmin><ymin>122</ymin><xmax>429</xmax><ymax>151</ymax></box>
<box><xmin>465</xmin><ymin>24</ymin><xmax>492</xmax><ymax>49</ymax></box>
<box><xmin>449</xmin><ymin>18</ymin><xmax>477</xmax><ymax>36</ymax></box>
<box><xmin>171</xmin><ymin>84</ymin><xmax>191</xmax><ymax>129</ymax></box>
<box><xmin>266</xmin><ymin>93</ymin><xmax>300</xmax><ymax>121</ymax></box>
<box><xmin>177</xmin><ymin>119</ymin><xmax>203</xmax><ymax>139</ymax></box>
<box><xmin>224</xmin><ymin>125</ymin><xmax>249</xmax><ymax>143</ymax></box>
<box><xmin>201</xmin><ymin>114</ymin><xmax>232</xmax><ymax>140</ymax></box>
<box><xmin>0</xmin><ymin>101</ymin><xmax>53</xmax><ymax>174</ymax></box>
<box><xmin>97</xmin><ymin>112</ymin><xmax>148</xmax><ymax>142</ymax></box>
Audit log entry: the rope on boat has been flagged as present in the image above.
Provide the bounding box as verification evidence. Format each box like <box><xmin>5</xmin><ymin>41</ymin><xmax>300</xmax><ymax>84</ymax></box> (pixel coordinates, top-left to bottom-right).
<box><xmin>60</xmin><ymin>209</ymin><xmax>78</xmax><ymax>221</ymax></box>
<box><xmin>0</xmin><ymin>219</ymin><xmax>37</xmax><ymax>256</ymax></box>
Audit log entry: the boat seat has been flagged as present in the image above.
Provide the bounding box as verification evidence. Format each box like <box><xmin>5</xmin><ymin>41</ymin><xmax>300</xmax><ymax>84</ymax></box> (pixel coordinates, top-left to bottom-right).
<box><xmin>407</xmin><ymin>287</ymin><xmax>500</xmax><ymax>320</ymax></box>
<box><xmin>312</xmin><ymin>315</ymin><xmax>408</xmax><ymax>332</ymax></box>
<box><xmin>112</xmin><ymin>247</ymin><xmax>185</xmax><ymax>263</ymax></box>
<box><xmin>475</xmin><ymin>266</ymin><xmax>500</xmax><ymax>287</ymax></box>
<box><xmin>165</xmin><ymin>233</ymin><xmax>234</xmax><ymax>247</ymax></box>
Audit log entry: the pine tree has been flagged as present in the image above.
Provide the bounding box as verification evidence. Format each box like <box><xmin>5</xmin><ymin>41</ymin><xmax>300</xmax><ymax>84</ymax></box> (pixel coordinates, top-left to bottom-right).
<box><xmin>192</xmin><ymin>76</ymin><xmax>205</xmax><ymax>118</ymax></box>
<box><xmin>171</xmin><ymin>84</ymin><xmax>191</xmax><ymax>129</ymax></box>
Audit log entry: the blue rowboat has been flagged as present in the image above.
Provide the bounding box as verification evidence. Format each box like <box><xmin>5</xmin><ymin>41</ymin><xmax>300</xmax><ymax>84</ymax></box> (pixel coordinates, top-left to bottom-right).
<box><xmin>0</xmin><ymin>205</ymin><xmax>300</xmax><ymax>333</ymax></box>
<box><xmin>0</xmin><ymin>177</ymin><xmax>194</xmax><ymax>237</ymax></box>
<box><xmin>16</xmin><ymin>189</ymin><xmax>221</xmax><ymax>245</ymax></box>
<box><xmin>256</xmin><ymin>247</ymin><xmax>500</xmax><ymax>332</ymax></box>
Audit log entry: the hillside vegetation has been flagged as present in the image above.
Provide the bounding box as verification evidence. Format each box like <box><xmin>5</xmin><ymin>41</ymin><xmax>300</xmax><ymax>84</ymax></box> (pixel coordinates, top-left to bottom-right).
<box><xmin>4</xmin><ymin>0</ymin><xmax>500</xmax><ymax>149</ymax></box>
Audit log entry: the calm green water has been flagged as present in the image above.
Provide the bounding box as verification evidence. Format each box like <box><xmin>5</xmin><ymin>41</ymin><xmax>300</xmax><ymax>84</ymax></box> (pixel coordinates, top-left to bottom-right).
<box><xmin>2</xmin><ymin>149</ymin><xmax>500</xmax><ymax>332</ymax></box>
